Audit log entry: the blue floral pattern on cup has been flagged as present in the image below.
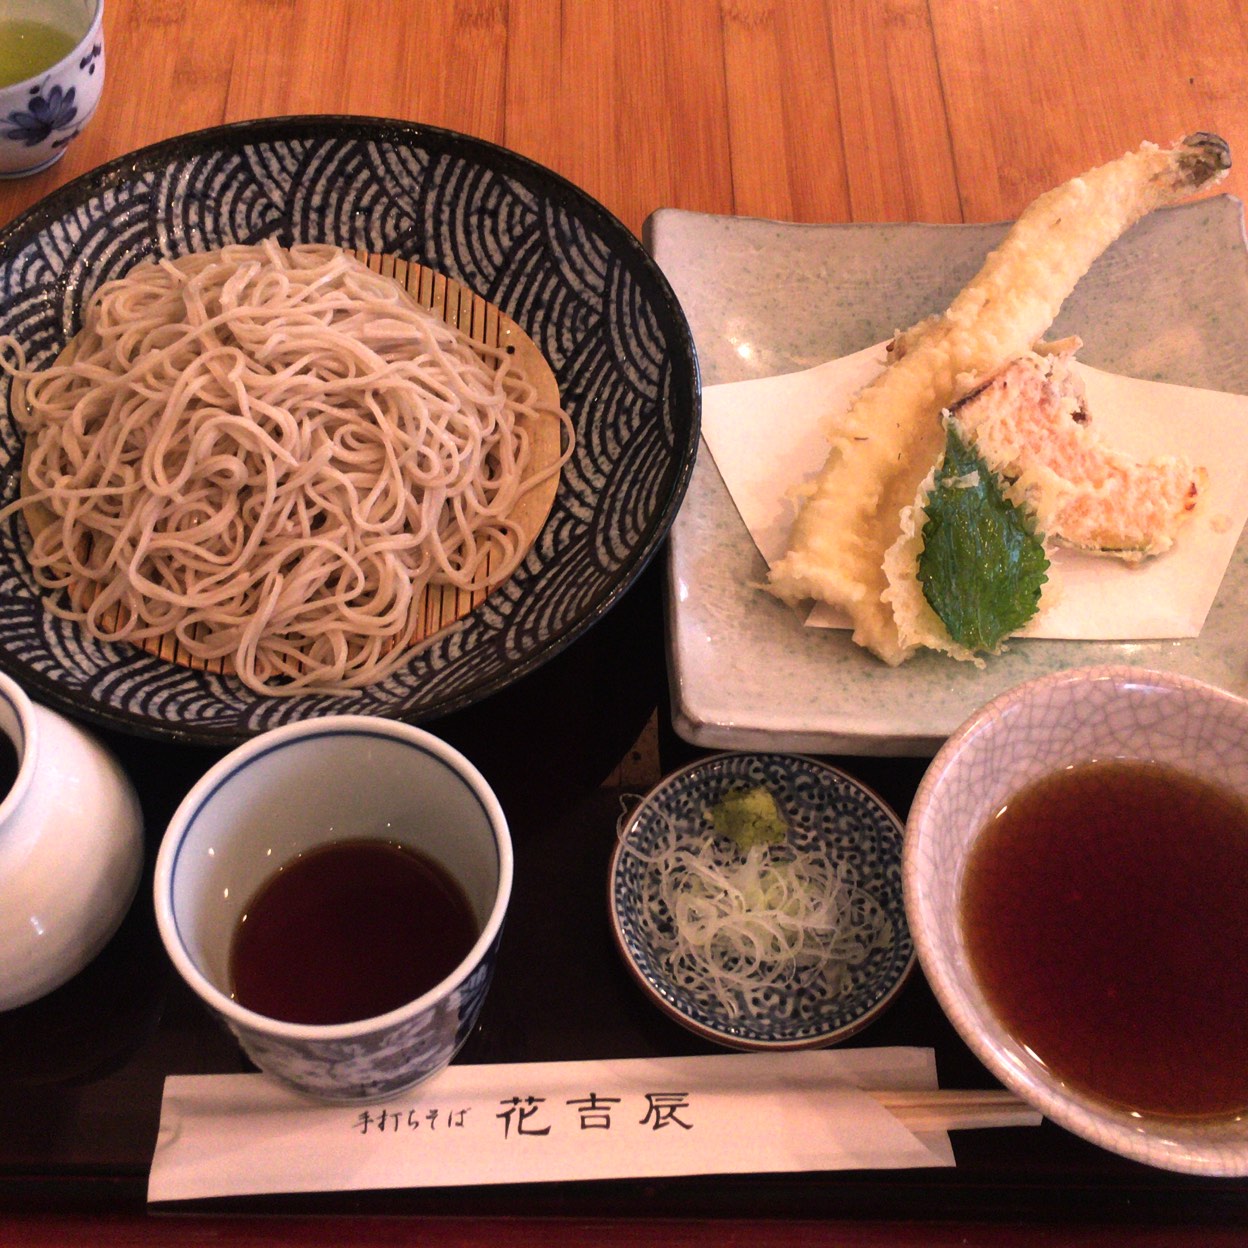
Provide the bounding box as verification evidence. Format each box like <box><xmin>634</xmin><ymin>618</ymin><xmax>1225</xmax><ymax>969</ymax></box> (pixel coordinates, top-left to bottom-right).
<box><xmin>3</xmin><ymin>85</ymin><xmax>79</xmax><ymax>147</ymax></box>
<box><xmin>80</xmin><ymin>40</ymin><xmax>103</xmax><ymax>75</ymax></box>
<box><xmin>231</xmin><ymin>931</ymin><xmax>504</xmax><ymax>1102</ymax></box>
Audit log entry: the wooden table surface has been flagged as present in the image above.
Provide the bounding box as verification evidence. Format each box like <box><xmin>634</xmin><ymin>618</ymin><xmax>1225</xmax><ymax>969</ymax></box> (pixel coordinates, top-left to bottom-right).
<box><xmin>3</xmin><ymin>1</ymin><xmax>1248</xmax><ymax>1244</ymax></box>
<box><xmin>3</xmin><ymin>0</ymin><xmax>1247</xmax><ymax>236</ymax></box>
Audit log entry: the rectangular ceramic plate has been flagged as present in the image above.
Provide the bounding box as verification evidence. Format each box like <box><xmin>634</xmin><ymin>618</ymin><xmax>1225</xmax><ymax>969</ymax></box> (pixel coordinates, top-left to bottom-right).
<box><xmin>647</xmin><ymin>196</ymin><xmax>1248</xmax><ymax>756</ymax></box>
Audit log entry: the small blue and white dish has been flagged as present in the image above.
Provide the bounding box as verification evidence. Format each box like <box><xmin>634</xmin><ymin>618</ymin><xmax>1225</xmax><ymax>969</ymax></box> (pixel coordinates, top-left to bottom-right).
<box><xmin>609</xmin><ymin>752</ymin><xmax>914</xmax><ymax>1051</ymax></box>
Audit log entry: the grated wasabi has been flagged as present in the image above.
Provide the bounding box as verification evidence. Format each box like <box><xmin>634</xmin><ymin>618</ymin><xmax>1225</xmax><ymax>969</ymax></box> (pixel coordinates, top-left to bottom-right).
<box><xmin>707</xmin><ymin>785</ymin><xmax>787</xmax><ymax>851</ymax></box>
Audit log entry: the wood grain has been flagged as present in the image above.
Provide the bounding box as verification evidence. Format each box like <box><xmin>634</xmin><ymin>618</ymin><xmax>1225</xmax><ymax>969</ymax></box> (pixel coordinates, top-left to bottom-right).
<box><xmin>3</xmin><ymin>0</ymin><xmax>1244</xmax><ymax>238</ymax></box>
<box><xmin>1</xmin><ymin>3</ymin><xmax>1247</xmax><ymax>1243</ymax></box>
<box><xmin>830</xmin><ymin>0</ymin><xmax>961</xmax><ymax>223</ymax></box>
<box><xmin>931</xmin><ymin>0</ymin><xmax>1248</xmax><ymax>221</ymax></box>
<box><xmin>719</xmin><ymin>1</ymin><xmax>840</xmax><ymax>222</ymax></box>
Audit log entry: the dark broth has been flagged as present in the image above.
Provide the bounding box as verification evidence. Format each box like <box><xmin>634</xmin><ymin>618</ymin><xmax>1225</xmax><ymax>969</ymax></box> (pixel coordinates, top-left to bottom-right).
<box><xmin>229</xmin><ymin>839</ymin><xmax>479</xmax><ymax>1026</ymax></box>
<box><xmin>961</xmin><ymin>758</ymin><xmax>1248</xmax><ymax>1119</ymax></box>
<box><xmin>0</xmin><ymin>733</ymin><xmax>18</xmax><ymax>803</ymax></box>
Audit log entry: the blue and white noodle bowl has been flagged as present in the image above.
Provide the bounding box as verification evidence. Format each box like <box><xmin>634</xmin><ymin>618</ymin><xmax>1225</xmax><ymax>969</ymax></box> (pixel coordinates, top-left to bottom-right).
<box><xmin>0</xmin><ymin>116</ymin><xmax>698</xmax><ymax>743</ymax></box>
<box><xmin>154</xmin><ymin>716</ymin><xmax>512</xmax><ymax>1102</ymax></box>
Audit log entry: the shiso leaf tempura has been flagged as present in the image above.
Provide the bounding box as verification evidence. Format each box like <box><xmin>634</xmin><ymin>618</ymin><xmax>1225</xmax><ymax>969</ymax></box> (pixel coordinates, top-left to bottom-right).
<box><xmin>914</xmin><ymin>421</ymin><xmax>1051</xmax><ymax>654</ymax></box>
<box><xmin>624</xmin><ymin>787</ymin><xmax>892</xmax><ymax>1021</ymax></box>
<box><xmin>766</xmin><ymin>134</ymin><xmax>1231</xmax><ymax>664</ymax></box>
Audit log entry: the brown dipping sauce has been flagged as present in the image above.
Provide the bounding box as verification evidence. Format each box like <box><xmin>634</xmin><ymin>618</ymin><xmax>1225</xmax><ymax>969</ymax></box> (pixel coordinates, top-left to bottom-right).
<box><xmin>0</xmin><ymin>733</ymin><xmax>18</xmax><ymax>803</ymax></box>
<box><xmin>961</xmin><ymin>758</ymin><xmax>1248</xmax><ymax>1120</ymax></box>
<box><xmin>229</xmin><ymin>839</ymin><xmax>479</xmax><ymax>1026</ymax></box>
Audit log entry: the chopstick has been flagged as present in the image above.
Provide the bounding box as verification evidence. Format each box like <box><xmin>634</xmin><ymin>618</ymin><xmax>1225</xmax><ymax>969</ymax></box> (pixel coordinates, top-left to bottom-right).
<box><xmin>868</xmin><ymin>1088</ymin><xmax>1042</xmax><ymax>1132</ymax></box>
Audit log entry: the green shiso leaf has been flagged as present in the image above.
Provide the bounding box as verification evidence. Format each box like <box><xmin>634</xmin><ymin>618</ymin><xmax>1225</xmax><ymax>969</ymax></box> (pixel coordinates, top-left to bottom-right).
<box><xmin>708</xmin><ymin>786</ymin><xmax>787</xmax><ymax>851</ymax></box>
<box><xmin>917</xmin><ymin>423</ymin><xmax>1049</xmax><ymax>653</ymax></box>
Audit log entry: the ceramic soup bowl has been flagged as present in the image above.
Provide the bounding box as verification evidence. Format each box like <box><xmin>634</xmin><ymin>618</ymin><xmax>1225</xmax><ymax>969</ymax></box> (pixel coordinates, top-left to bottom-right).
<box><xmin>905</xmin><ymin>665</ymin><xmax>1248</xmax><ymax>1176</ymax></box>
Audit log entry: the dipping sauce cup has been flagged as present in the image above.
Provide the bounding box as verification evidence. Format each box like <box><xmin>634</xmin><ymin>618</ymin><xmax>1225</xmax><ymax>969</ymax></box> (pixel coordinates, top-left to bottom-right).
<box><xmin>154</xmin><ymin>716</ymin><xmax>512</xmax><ymax>1102</ymax></box>
<box><xmin>905</xmin><ymin>664</ymin><xmax>1248</xmax><ymax>1176</ymax></box>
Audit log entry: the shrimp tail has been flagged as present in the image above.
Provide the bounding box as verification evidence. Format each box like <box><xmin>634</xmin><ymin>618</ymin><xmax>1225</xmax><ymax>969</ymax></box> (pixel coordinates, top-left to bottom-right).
<box><xmin>1173</xmin><ymin>132</ymin><xmax>1232</xmax><ymax>190</ymax></box>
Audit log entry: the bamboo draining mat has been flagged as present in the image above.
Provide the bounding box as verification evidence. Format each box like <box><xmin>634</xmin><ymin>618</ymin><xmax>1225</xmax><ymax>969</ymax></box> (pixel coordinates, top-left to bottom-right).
<box><xmin>351</xmin><ymin>251</ymin><xmax>565</xmax><ymax>650</ymax></box>
<box><xmin>16</xmin><ymin>255</ymin><xmax>565</xmax><ymax>676</ymax></box>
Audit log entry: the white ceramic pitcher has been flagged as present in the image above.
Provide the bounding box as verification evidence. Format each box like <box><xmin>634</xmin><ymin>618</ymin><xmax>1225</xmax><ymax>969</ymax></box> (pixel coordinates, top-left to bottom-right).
<box><xmin>0</xmin><ymin>669</ymin><xmax>143</xmax><ymax>1010</ymax></box>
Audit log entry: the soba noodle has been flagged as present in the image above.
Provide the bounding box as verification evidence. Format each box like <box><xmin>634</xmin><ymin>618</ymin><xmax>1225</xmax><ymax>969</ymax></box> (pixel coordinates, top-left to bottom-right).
<box><xmin>0</xmin><ymin>242</ymin><xmax>570</xmax><ymax>694</ymax></box>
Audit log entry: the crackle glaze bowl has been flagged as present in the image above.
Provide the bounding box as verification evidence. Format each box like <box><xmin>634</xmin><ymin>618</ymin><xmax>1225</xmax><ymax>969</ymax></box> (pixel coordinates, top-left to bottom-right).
<box><xmin>609</xmin><ymin>751</ymin><xmax>914</xmax><ymax>1051</ymax></box>
<box><xmin>0</xmin><ymin>0</ymin><xmax>105</xmax><ymax>177</ymax></box>
<box><xmin>905</xmin><ymin>664</ymin><xmax>1248</xmax><ymax>1176</ymax></box>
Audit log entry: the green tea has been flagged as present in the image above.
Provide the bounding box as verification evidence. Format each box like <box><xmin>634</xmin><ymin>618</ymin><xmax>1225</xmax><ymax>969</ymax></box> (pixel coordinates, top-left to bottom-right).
<box><xmin>0</xmin><ymin>20</ymin><xmax>78</xmax><ymax>89</ymax></box>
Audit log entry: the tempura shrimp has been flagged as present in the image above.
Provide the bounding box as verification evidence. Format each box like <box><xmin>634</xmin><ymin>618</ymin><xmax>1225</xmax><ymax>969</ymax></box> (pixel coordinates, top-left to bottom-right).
<box><xmin>767</xmin><ymin>134</ymin><xmax>1231</xmax><ymax>664</ymax></box>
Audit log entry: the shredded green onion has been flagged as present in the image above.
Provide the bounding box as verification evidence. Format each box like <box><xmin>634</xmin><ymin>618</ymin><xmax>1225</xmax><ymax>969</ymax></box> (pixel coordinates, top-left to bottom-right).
<box><xmin>623</xmin><ymin>805</ymin><xmax>892</xmax><ymax>1020</ymax></box>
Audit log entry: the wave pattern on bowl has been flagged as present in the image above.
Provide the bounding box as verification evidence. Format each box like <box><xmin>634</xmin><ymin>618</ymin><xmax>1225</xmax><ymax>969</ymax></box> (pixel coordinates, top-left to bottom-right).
<box><xmin>0</xmin><ymin>117</ymin><xmax>698</xmax><ymax>743</ymax></box>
